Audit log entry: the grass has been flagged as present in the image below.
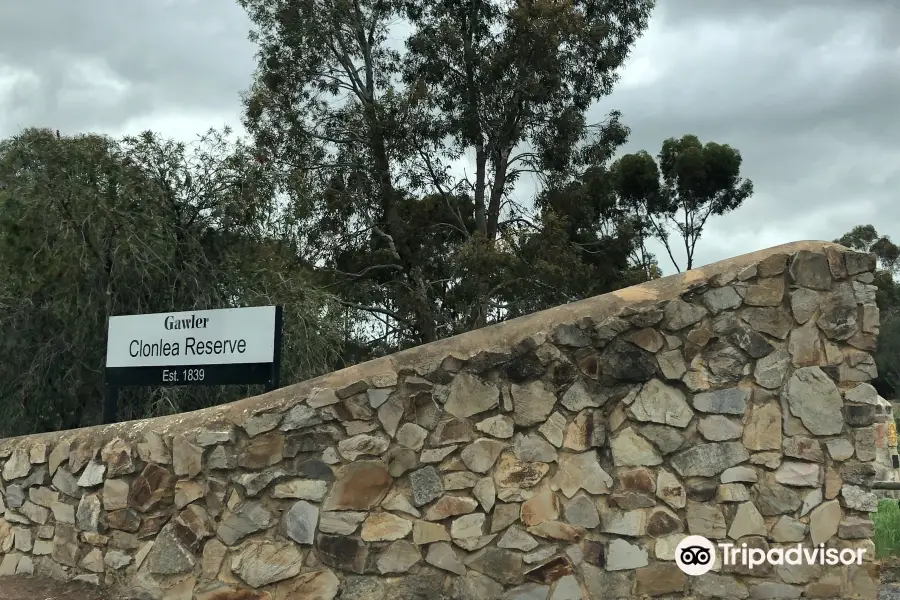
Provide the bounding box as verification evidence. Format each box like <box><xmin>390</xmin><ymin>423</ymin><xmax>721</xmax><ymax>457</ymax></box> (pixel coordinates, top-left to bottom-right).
<box><xmin>875</xmin><ymin>498</ymin><xmax>900</xmax><ymax>558</ymax></box>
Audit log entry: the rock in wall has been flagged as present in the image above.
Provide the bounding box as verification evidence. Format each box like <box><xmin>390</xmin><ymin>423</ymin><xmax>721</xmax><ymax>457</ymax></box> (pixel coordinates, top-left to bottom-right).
<box><xmin>0</xmin><ymin>241</ymin><xmax>885</xmax><ymax>599</ymax></box>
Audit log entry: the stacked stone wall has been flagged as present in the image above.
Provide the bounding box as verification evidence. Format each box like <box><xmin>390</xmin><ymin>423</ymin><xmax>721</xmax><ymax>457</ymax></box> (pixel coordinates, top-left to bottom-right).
<box><xmin>0</xmin><ymin>241</ymin><xmax>885</xmax><ymax>599</ymax></box>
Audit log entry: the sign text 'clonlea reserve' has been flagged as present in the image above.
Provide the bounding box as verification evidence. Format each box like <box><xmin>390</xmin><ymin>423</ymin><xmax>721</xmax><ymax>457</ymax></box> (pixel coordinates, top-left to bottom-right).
<box><xmin>129</xmin><ymin>337</ymin><xmax>247</xmax><ymax>358</ymax></box>
<box><xmin>129</xmin><ymin>314</ymin><xmax>247</xmax><ymax>358</ymax></box>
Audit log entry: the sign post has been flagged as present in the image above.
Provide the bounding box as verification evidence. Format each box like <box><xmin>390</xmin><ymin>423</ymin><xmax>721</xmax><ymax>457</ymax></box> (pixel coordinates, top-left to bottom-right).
<box><xmin>103</xmin><ymin>305</ymin><xmax>283</xmax><ymax>424</ymax></box>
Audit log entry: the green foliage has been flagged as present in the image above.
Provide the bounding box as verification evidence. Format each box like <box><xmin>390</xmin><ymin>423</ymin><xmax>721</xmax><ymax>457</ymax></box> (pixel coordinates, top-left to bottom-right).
<box><xmin>877</xmin><ymin>309</ymin><xmax>900</xmax><ymax>399</ymax></box>
<box><xmin>875</xmin><ymin>270</ymin><xmax>900</xmax><ymax>317</ymax></box>
<box><xmin>836</xmin><ymin>224</ymin><xmax>900</xmax><ymax>276</ymax></box>
<box><xmin>613</xmin><ymin>134</ymin><xmax>754</xmax><ymax>272</ymax></box>
<box><xmin>874</xmin><ymin>499</ymin><xmax>900</xmax><ymax>558</ymax></box>
<box><xmin>0</xmin><ymin>128</ymin><xmax>343</xmax><ymax>436</ymax></box>
<box><xmin>236</xmin><ymin>0</ymin><xmax>747</xmax><ymax>352</ymax></box>
<box><xmin>836</xmin><ymin>225</ymin><xmax>900</xmax><ymax>398</ymax></box>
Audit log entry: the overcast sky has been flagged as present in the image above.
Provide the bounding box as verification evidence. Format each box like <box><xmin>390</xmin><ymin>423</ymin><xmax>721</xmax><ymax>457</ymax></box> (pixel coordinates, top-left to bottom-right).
<box><xmin>0</xmin><ymin>0</ymin><xmax>897</xmax><ymax>276</ymax></box>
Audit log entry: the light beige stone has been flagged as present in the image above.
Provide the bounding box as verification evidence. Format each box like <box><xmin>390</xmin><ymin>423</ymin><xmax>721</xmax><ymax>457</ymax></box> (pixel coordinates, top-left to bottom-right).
<box><xmin>361</xmin><ymin>512</ymin><xmax>412</xmax><ymax>542</ymax></box>
<box><xmin>424</xmin><ymin>495</ymin><xmax>479</xmax><ymax>521</ymax></box>
<box><xmin>601</xmin><ymin>509</ymin><xmax>647</xmax><ymax>537</ymax></box>
<box><xmin>657</xmin><ymin>350</ymin><xmax>687</xmax><ymax>380</ymax></box>
<box><xmin>526</xmin><ymin>520</ymin><xmax>583</xmax><ymax>542</ymax></box>
<box><xmin>28</xmin><ymin>487</ymin><xmax>58</xmax><ymax>509</ymax></box>
<box><xmin>231</xmin><ymin>540</ymin><xmax>303</xmax><ymax>588</ymax></box>
<box><xmin>800</xmin><ymin>488</ymin><xmax>823</xmax><ymax>517</ymax></box>
<box><xmin>771</xmin><ymin>516</ymin><xmax>807</xmax><ymax>542</ymax></box>
<box><xmin>686</xmin><ymin>502</ymin><xmax>726</xmax><ymax>538</ymax></box>
<box><xmin>451</xmin><ymin>513</ymin><xmax>486</xmax><ymax>541</ymax></box>
<box><xmin>319</xmin><ymin>511</ymin><xmax>366</xmax><ymax>535</ymax></box>
<box><xmin>510</xmin><ymin>380</ymin><xmax>558</xmax><ymax>426</ymax></box>
<box><xmin>721</xmin><ymin>466</ymin><xmax>758</xmax><ymax>484</ymax></box>
<box><xmin>654</xmin><ymin>533</ymin><xmax>687</xmax><ymax>560</ymax></box>
<box><xmin>444</xmin><ymin>373</ymin><xmax>499</xmax><ymax>419</ymax></box>
<box><xmin>382</xmin><ymin>490</ymin><xmax>420</xmax><ymax>517</ymax></box>
<box><xmin>338</xmin><ymin>433</ymin><xmax>390</xmax><ymax>461</ymax></box>
<box><xmin>272</xmin><ymin>479</ymin><xmax>328</xmax><ymax>501</ymax></box>
<box><xmin>743</xmin><ymin>402</ymin><xmax>781</xmax><ymax>451</ymax></box>
<box><xmin>538</xmin><ymin>412</ymin><xmax>567</xmax><ymax>448</ymax></box>
<box><xmin>174</xmin><ymin>480</ymin><xmax>204</xmax><ymax>509</ymax></box>
<box><xmin>606</xmin><ymin>539</ymin><xmax>648</xmax><ymax>571</ymax></box>
<box><xmin>376</xmin><ymin>540</ymin><xmax>421</xmax><ymax>574</ymax></box>
<box><xmin>491</xmin><ymin>503</ymin><xmax>520</xmax><ymax>533</ymax></box>
<box><xmin>493</xmin><ymin>453</ymin><xmax>550</xmax><ymax>491</ymax></box>
<box><xmin>783</xmin><ymin>366</ymin><xmax>844</xmax><ymax>435</ymax></box>
<box><xmin>521</xmin><ymin>488</ymin><xmax>560</xmax><ymax>527</ymax></box>
<box><xmin>413</xmin><ymin>520</ymin><xmax>450</xmax><ymax>545</ymax></box>
<box><xmin>728</xmin><ymin>502</ymin><xmax>767</xmax><ymax>539</ymax></box>
<box><xmin>426</xmin><ymin>541</ymin><xmax>465</xmax><ymax>575</ymax></box>
<box><xmin>48</xmin><ymin>440</ymin><xmax>70</xmax><ymax>474</ymax></box>
<box><xmin>628</xmin><ymin>379</ymin><xmax>693</xmax><ymax>427</ymax></box>
<box><xmin>656</xmin><ymin>468</ymin><xmax>686</xmax><ymax>509</ymax></box>
<box><xmin>825</xmin><ymin>438</ymin><xmax>854</xmax><ymax>461</ymax></box>
<box><xmin>475</xmin><ymin>415</ymin><xmax>515</xmax><ymax>439</ymax></box>
<box><xmin>3</xmin><ymin>449</ymin><xmax>30</xmax><ymax>481</ymax></box>
<box><xmin>396</xmin><ymin>423</ymin><xmax>429</xmax><ymax>450</ymax></box>
<box><xmin>473</xmin><ymin>477</ymin><xmax>496</xmax><ymax>512</ymax></box>
<box><xmin>201</xmin><ymin>538</ymin><xmax>227</xmax><ymax>578</ymax></box>
<box><xmin>809</xmin><ymin>500</ymin><xmax>841</xmax><ymax>545</ymax></box>
<box><xmin>774</xmin><ymin>462</ymin><xmax>822</xmax><ymax>487</ymax></box>
<box><xmin>560</xmin><ymin>380</ymin><xmax>602</xmax><ymax>412</ymax></box>
<box><xmin>513</xmin><ymin>433</ymin><xmax>558</xmax><ymax>463</ymax></box>
<box><xmin>524</xmin><ymin>546</ymin><xmax>558</xmax><ymax>564</ymax></box>
<box><xmin>461</xmin><ymin>439</ymin><xmax>506</xmax><ymax>473</ymax></box>
<box><xmin>172</xmin><ymin>435</ymin><xmax>203</xmax><ymax>479</ymax></box>
<box><xmin>550</xmin><ymin>451</ymin><xmax>613</xmax><ymax>498</ymax></box>
<box><xmin>102</xmin><ymin>479</ymin><xmax>129</xmax><ymax>511</ymax></box>
<box><xmin>610</xmin><ymin>427</ymin><xmax>662</xmax><ymax>467</ymax></box>
<box><xmin>717</xmin><ymin>483</ymin><xmax>750</xmax><ymax>503</ymax></box>
<box><xmin>698</xmin><ymin>416</ymin><xmax>742</xmax><ymax>441</ymax></box>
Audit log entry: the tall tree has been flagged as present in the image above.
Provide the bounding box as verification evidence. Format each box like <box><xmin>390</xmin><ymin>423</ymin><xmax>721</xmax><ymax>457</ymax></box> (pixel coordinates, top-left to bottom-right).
<box><xmin>834</xmin><ymin>225</ymin><xmax>900</xmax><ymax>314</ymax></box>
<box><xmin>613</xmin><ymin>134</ymin><xmax>753</xmax><ymax>272</ymax></box>
<box><xmin>238</xmin><ymin>0</ymin><xmax>655</xmax><ymax>349</ymax></box>
<box><xmin>836</xmin><ymin>224</ymin><xmax>900</xmax><ymax>275</ymax></box>
<box><xmin>0</xmin><ymin>128</ymin><xmax>342</xmax><ymax>436</ymax></box>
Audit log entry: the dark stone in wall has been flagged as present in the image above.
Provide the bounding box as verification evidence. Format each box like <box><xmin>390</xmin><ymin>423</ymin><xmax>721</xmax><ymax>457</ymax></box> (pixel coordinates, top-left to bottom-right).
<box><xmin>597</xmin><ymin>339</ymin><xmax>657</xmax><ymax>383</ymax></box>
<box><xmin>316</xmin><ymin>533</ymin><xmax>369</xmax><ymax>575</ymax></box>
<box><xmin>505</xmin><ymin>352</ymin><xmax>545</xmax><ymax>382</ymax></box>
<box><xmin>844</xmin><ymin>404</ymin><xmax>876</xmax><ymax>427</ymax></box>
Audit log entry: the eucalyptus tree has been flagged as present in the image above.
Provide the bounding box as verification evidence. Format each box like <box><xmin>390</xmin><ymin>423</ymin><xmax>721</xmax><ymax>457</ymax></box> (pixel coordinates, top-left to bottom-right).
<box><xmin>238</xmin><ymin>0</ymin><xmax>656</xmax><ymax>348</ymax></box>
<box><xmin>0</xmin><ymin>128</ymin><xmax>342</xmax><ymax>435</ymax></box>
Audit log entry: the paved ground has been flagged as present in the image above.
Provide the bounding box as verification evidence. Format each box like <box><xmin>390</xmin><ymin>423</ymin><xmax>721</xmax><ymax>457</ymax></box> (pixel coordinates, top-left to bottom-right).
<box><xmin>883</xmin><ymin>582</ymin><xmax>900</xmax><ymax>600</ymax></box>
<box><xmin>883</xmin><ymin>562</ymin><xmax>900</xmax><ymax>600</ymax></box>
<box><xmin>3</xmin><ymin>571</ymin><xmax>900</xmax><ymax>599</ymax></box>
<box><xmin>0</xmin><ymin>576</ymin><xmax>110</xmax><ymax>600</ymax></box>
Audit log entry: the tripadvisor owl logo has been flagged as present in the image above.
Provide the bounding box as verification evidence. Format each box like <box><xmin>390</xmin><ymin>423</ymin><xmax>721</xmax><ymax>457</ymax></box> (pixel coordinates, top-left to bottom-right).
<box><xmin>675</xmin><ymin>535</ymin><xmax>716</xmax><ymax>576</ymax></box>
<box><xmin>674</xmin><ymin>535</ymin><xmax>867</xmax><ymax>576</ymax></box>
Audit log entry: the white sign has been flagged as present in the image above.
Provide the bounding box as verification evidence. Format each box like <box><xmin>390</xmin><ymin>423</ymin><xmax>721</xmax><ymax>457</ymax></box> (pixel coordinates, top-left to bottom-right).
<box><xmin>106</xmin><ymin>306</ymin><xmax>277</xmax><ymax>368</ymax></box>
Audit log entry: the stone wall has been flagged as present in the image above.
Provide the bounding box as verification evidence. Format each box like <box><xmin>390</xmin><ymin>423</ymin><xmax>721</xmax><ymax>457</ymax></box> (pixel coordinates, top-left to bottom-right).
<box><xmin>0</xmin><ymin>241</ymin><xmax>887</xmax><ymax>600</ymax></box>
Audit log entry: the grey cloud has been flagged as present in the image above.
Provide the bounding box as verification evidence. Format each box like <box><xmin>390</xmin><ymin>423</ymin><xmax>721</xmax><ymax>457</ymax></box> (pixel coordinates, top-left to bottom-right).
<box><xmin>1</xmin><ymin>0</ymin><xmax>898</xmax><ymax>275</ymax></box>
<box><xmin>659</xmin><ymin>0</ymin><xmax>900</xmax><ymax>38</ymax></box>
<box><xmin>0</xmin><ymin>0</ymin><xmax>256</xmax><ymax>135</ymax></box>
<box><xmin>583</xmin><ymin>0</ymin><xmax>900</xmax><ymax>271</ymax></box>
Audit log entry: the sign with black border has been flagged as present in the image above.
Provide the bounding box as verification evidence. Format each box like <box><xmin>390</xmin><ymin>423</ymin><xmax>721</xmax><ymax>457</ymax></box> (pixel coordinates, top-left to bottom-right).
<box><xmin>102</xmin><ymin>305</ymin><xmax>282</xmax><ymax>423</ymax></box>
